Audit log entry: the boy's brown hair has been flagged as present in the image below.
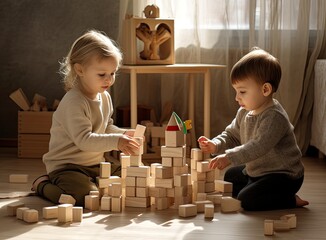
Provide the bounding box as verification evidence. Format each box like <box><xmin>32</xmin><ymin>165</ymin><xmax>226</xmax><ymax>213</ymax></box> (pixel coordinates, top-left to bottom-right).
<box><xmin>230</xmin><ymin>47</ymin><xmax>282</xmax><ymax>92</ymax></box>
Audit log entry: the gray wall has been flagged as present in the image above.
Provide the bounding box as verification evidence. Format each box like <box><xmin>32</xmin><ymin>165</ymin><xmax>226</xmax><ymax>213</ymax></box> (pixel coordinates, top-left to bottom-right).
<box><xmin>0</xmin><ymin>0</ymin><xmax>120</xmax><ymax>142</ymax></box>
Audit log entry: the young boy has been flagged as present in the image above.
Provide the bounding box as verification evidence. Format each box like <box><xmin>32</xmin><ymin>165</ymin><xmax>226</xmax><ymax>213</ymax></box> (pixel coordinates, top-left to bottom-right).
<box><xmin>198</xmin><ymin>47</ymin><xmax>309</xmax><ymax>211</ymax></box>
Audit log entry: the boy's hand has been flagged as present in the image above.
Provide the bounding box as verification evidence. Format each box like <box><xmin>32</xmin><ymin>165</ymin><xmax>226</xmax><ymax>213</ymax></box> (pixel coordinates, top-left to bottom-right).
<box><xmin>198</xmin><ymin>136</ymin><xmax>217</xmax><ymax>154</ymax></box>
<box><xmin>208</xmin><ymin>154</ymin><xmax>231</xmax><ymax>170</ymax></box>
<box><xmin>118</xmin><ymin>135</ymin><xmax>140</xmax><ymax>155</ymax></box>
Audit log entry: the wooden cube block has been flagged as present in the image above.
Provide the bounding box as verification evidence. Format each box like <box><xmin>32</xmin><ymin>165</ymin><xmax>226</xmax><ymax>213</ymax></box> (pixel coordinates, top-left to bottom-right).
<box><xmin>58</xmin><ymin>204</ymin><xmax>73</xmax><ymax>223</ymax></box>
<box><xmin>204</xmin><ymin>204</ymin><xmax>215</xmax><ymax>218</ymax></box>
<box><xmin>165</xmin><ymin>131</ymin><xmax>184</xmax><ymax>147</ymax></box>
<box><xmin>194</xmin><ymin>200</ymin><xmax>213</xmax><ymax>213</ymax></box>
<box><xmin>59</xmin><ymin>194</ymin><xmax>76</xmax><ymax>206</ymax></box>
<box><xmin>136</xmin><ymin>187</ymin><xmax>149</xmax><ymax>197</ymax></box>
<box><xmin>179</xmin><ymin>204</ymin><xmax>197</xmax><ymax>217</ymax></box>
<box><xmin>191</xmin><ymin>148</ymin><xmax>203</xmax><ymax>161</ymax></box>
<box><xmin>111</xmin><ymin>196</ymin><xmax>122</xmax><ymax>212</ymax></box>
<box><xmin>23</xmin><ymin>209</ymin><xmax>39</xmax><ymax>223</ymax></box>
<box><xmin>125</xmin><ymin>196</ymin><xmax>150</xmax><ymax>208</ymax></box>
<box><xmin>126</xmin><ymin>166</ymin><xmax>150</xmax><ymax>178</ymax></box>
<box><xmin>97</xmin><ymin>177</ymin><xmax>110</xmax><ymax>188</ymax></box>
<box><xmin>101</xmin><ymin>196</ymin><xmax>111</xmax><ymax>211</ymax></box>
<box><xmin>173</xmin><ymin>157</ymin><xmax>185</xmax><ymax>167</ymax></box>
<box><xmin>191</xmin><ymin>169</ymin><xmax>206</xmax><ymax>181</ymax></box>
<box><xmin>155</xmin><ymin>197</ymin><xmax>170</xmax><ymax>210</ymax></box>
<box><xmin>197</xmin><ymin>193</ymin><xmax>207</xmax><ymax>201</ymax></box>
<box><xmin>121</xmin><ymin>155</ymin><xmax>131</xmax><ymax>169</ymax></box>
<box><xmin>155</xmin><ymin>166</ymin><xmax>173</xmax><ymax>179</ymax></box>
<box><xmin>155</xmin><ymin>178</ymin><xmax>174</xmax><ymax>188</ymax></box>
<box><xmin>125</xmin><ymin>186</ymin><xmax>136</xmax><ymax>197</ymax></box>
<box><xmin>9</xmin><ymin>174</ymin><xmax>28</xmax><ymax>183</ymax></box>
<box><xmin>161</xmin><ymin>146</ymin><xmax>185</xmax><ymax>158</ymax></box>
<box><xmin>7</xmin><ymin>201</ymin><xmax>25</xmax><ymax>216</ymax></box>
<box><xmin>130</xmin><ymin>155</ymin><xmax>142</xmax><ymax>167</ymax></box>
<box><xmin>16</xmin><ymin>207</ymin><xmax>29</xmax><ymax>220</ymax></box>
<box><xmin>215</xmin><ymin>180</ymin><xmax>233</xmax><ymax>193</ymax></box>
<box><xmin>220</xmin><ymin>197</ymin><xmax>241</xmax><ymax>213</ymax></box>
<box><xmin>84</xmin><ymin>195</ymin><xmax>99</xmax><ymax>211</ymax></box>
<box><xmin>205</xmin><ymin>182</ymin><xmax>215</xmax><ymax>193</ymax></box>
<box><xmin>192</xmin><ymin>181</ymin><xmax>206</xmax><ymax>193</ymax></box>
<box><xmin>174</xmin><ymin>174</ymin><xmax>191</xmax><ymax>187</ymax></box>
<box><xmin>273</xmin><ymin>220</ymin><xmax>290</xmax><ymax>231</ymax></box>
<box><xmin>173</xmin><ymin>164</ymin><xmax>188</xmax><ymax>175</ymax></box>
<box><xmin>100</xmin><ymin>162</ymin><xmax>111</xmax><ymax>178</ymax></box>
<box><xmin>72</xmin><ymin>207</ymin><xmax>83</xmax><ymax>222</ymax></box>
<box><xmin>108</xmin><ymin>176</ymin><xmax>122</xmax><ymax>184</ymax></box>
<box><xmin>42</xmin><ymin>206</ymin><xmax>58</xmax><ymax>219</ymax></box>
<box><xmin>196</xmin><ymin>161</ymin><xmax>210</xmax><ymax>172</ymax></box>
<box><xmin>206</xmin><ymin>170</ymin><xmax>217</xmax><ymax>182</ymax></box>
<box><xmin>125</xmin><ymin>176</ymin><xmax>136</xmax><ymax>187</ymax></box>
<box><xmin>161</xmin><ymin>157</ymin><xmax>172</xmax><ymax>167</ymax></box>
<box><xmin>280</xmin><ymin>214</ymin><xmax>297</xmax><ymax>228</ymax></box>
<box><xmin>136</xmin><ymin>177</ymin><xmax>149</xmax><ymax>187</ymax></box>
<box><xmin>150</xmin><ymin>163</ymin><xmax>161</xmax><ymax>177</ymax></box>
<box><xmin>110</xmin><ymin>183</ymin><xmax>122</xmax><ymax>197</ymax></box>
<box><xmin>149</xmin><ymin>187</ymin><xmax>167</xmax><ymax>198</ymax></box>
<box><xmin>206</xmin><ymin>193</ymin><xmax>223</xmax><ymax>205</ymax></box>
<box><xmin>166</xmin><ymin>187</ymin><xmax>175</xmax><ymax>197</ymax></box>
<box><xmin>264</xmin><ymin>219</ymin><xmax>274</xmax><ymax>236</ymax></box>
<box><xmin>134</xmin><ymin>124</ymin><xmax>146</xmax><ymax>137</ymax></box>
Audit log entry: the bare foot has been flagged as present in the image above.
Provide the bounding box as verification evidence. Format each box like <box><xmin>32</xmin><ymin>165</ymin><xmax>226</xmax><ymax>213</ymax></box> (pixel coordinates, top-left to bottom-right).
<box><xmin>296</xmin><ymin>195</ymin><xmax>309</xmax><ymax>207</ymax></box>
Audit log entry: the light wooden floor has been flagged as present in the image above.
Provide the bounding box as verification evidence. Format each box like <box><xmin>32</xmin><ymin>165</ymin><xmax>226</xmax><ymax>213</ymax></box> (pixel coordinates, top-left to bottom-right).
<box><xmin>1</xmin><ymin>147</ymin><xmax>326</xmax><ymax>240</ymax></box>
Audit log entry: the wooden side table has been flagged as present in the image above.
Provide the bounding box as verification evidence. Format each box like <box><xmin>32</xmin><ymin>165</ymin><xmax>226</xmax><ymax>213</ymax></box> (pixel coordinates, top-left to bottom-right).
<box><xmin>118</xmin><ymin>64</ymin><xmax>225</xmax><ymax>138</ymax></box>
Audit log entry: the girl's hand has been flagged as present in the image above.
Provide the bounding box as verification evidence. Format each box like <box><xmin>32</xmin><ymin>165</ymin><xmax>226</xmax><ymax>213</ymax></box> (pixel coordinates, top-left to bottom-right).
<box><xmin>124</xmin><ymin>129</ymin><xmax>135</xmax><ymax>137</ymax></box>
<box><xmin>198</xmin><ymin>136</ymin><xmax>217</xmax><ymax>154</ymax></box>
<box><xmin>208</xmin><ymin>154</ymin><xmax>231</xmax><ymax>170</ymax></box>
<box><xmin>118</xmin><ymin>135</ymin><xmax>140</xmax><ymax>155</ymax></box>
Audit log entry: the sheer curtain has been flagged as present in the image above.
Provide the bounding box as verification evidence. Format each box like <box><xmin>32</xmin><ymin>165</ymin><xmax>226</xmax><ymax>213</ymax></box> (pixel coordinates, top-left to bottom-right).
<box><xmin>115</xmin><ymin>0</ymin><xmax>326</xmax><ymax>153</ymax></box>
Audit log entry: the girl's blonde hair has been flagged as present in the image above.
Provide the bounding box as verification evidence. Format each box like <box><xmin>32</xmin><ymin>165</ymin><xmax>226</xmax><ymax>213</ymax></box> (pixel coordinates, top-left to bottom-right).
<box><xmin>60</xmin><ymin>30</ymin><xmax>122</xmax><ymax>91</ymax></box>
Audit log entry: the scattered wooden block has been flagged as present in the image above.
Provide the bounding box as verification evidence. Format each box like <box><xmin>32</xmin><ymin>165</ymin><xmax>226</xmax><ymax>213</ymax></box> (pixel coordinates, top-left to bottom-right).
<box><xmin>58</xmin><ymin>204</ymin><xmax>73</xmax><ymax>223</ymax></box>
<box><xmin>84</xmin><ymin>195</ymin><xmax>99</xmax><ymax>211</ymax></box>
<box><xmin>42</xmin><ymin>206</ymin><xmax>58</xmax><ymax>219</ymax></box>
<box><xmin>280</xmin><ymin>214</ymin><xmax>297</xmax><ymax>228</ymax></box>
<box><xmin>100</xmin><ymin>162</ymin><xmax>111</xmax><ymax>178</ymax></box>
<box><xmin>7</xmin><ymin>201</ymin><xmax>25</xmax><ymax>216</ymax></box>
<box><xmin>125</xmin><ymin>196</ymin><xmax>150</xmax><ymax>208</ymax></box>
<box><xmin>23</xmin><ymin>209</ymin><xmax>39</xmax><ymax>223</ymax></box>
<box><xmin>220</xmin><ymin>197</ymin><xmax>241</xmax><ymax>213</ymax></box>
<box><xmin>179</xmin><ymin>204</ymin><xmax>197</xmax><ymax>217</ymax></box>
<box><xmin>215</xmin><ymin>180</ymin><xmax>233</xmax><ymax>193</ymax></box>
<box><xmin>9</xmin><ymin>174</ymin><xmax>28</xmax><ymax>183</ymax></box>
<box><xmin>161</xmin><ymin>146</ymin><xmax>185</xmax><ymax>158</ymax></box>
<box><xmin>273</xmin><ymin>220</ymin><xmax>291</xmax><ymax>231</ymax></box>
<box><xmin>264</xmin><ymin>219</ymin><xmax>274</xmax><ymax>236</ymax></box>
<box><xmin>204</xmin><ymin>204</ymin><xmax>215</xmax><ymax>218</ymax></box>
<box><xmin>72</xmin><ymin>206</ymin><xmax>83</xmax><ymax>222</ymax></box>
<box><xmin>155</xmin><ymin>166</ymin><xmax>173</xmax><ymax>179</ymax></box>
<box><xmin>16</xmin><ymin>207</ymin><xmax>29</xmax><ymax>220</ymax></box>
<box><xmin>165</xmin><ymin>130</ymin><xmax>184</xmax><ymax>147</ymax></box>
<box><xmin>101</xmin><ymin>196</ymin><xmax>111</xmax><ymax>211</ymax></box>
<box><xmin>59</xmin><ymin>194</ymin><xmax>76</xmax><ymax>206</ymax></box>
<box><xmin>126</xmin><ymin>166</ymin><xmax>150</xmax><ymax>178</ymax></box>
<box><xmin>111</xmin><ymin>196</ymin><xmax>122</xmax><ymax>212</ymax></box>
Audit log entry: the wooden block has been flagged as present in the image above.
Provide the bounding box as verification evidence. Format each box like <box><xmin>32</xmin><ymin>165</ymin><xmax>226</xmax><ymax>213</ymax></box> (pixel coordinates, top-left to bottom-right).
<box><xmin>174</xmin><ymin>186</ymin><xmax>191</xmax><ymax>197</ymax></box>
<box><xmin>204</xmin><ymin>204</ymin><xmax>215</xmax><ymax>218</ymax></box>
<box><xmin>193</xmin><ymin>181</ymin><xmax>206</xmax><ymax>193</ymax></box>
<box><xmin>273</xmin><ymin>220</ymin><xmax>290</xmax><ymax>231</ymax></box>
<box><xmin>179</xmin><ymin>204</ymin><xmax>197</xmax><ymax>217</ymax></box>
<box><xmin>206</xmin><ymin>170</ymin><xmax>217</xmax><ymax>182</ymax></box>
<box><xmin>23</xmin><ymin>209</ymin><xmax>39</xmax><ymax>223</ymax></box>
<box><xmin>108</xmin><ymin>176</ymin><xmax>122</xmax><ymax>184</ymax></box>
<box><xmin>194</xmin><ymin>200</ymin><xmax>213</xmax><ymax>213</ymax></box>
<box><xmin>72</xmin><ymin>207</ymin><xmax>83</xmax><ymax>222</ymax></box>
<box><xmin>100</xmin><ymin>162</ymin><xmax>111</xmax><ymax>178</ymax></box>
<box><xmin>155</xmin><ymin>197</ymin><xmax>170</xmax><ymax>210</ymax></box>
<box><xmin>149</xmin><ymin>187</ymin><xmax>167</xmax><ymax>198</ymax></box>
<box><xmin>215</xmin><ymin>180</ymin><xmax>233</xmax><ymax>193</ymax></box>
<box><xmin>191</xmin><ymin>169</ymin><xmax>206</xmax><ymax>181</ymax></box>
<box><xmin>155</xmin><ymin>178</ymin><xmax>174</xmax><ymax>188</ymax></box>
<box><xmin>197</xmin><ymin>193</ymin><xmax>207</xmax><ymax>201</ymax></box>
<box><xmin>162</xmin><ymin>157</ymin><xmax>173</xmax><ymax>167</ymax></box>
<box><xmin>166</xmin><ymin>187</ymin><xmax>175</xmax><ymax>197</ymax></box>
<box><xmin>101</xmin><ymin>196</ymin><xmax>111</xmax><ymax>211</ymax></box>
<box><xmin>111</xmin><ymin>182</ymin><xmax>122</xmax><ymax>197</ymax></box>
<box><xmin>126</xmin><ymin>166</ymin><xmax>150</xmax><ymax>178</ymax></box>
<box><xmin>97</xmin><ymin>177</ymin><xmax>110</xmax><ymax>188</ymax></box>
<box><xmin>9</xmin><ymin>174</ymin><xmax>28</xmax><ymax>183</ymax></box>
<box><xmin>111</xmin><ymin>196</ymin><xmax>122</xmax><ymax>212</ymax></box>
<box><xmin>155</xmin><ymin>166</ymin><xmax>173</xmax><ymax>179</ymax></box>
<box><xmin>174</xmin><ymin>174</ymin><xmax>191</xmax><ymax>187</ymax></box>
<box><xmin>206</xmin><ymin>193</ymin><xmax>223</xmax><ymax>205</ymax></box>
<box><xmin>134</xmin><ymin>124</ymin><xmax>146</xmax><ymax>137</ymax></box>
<box><xmin>58</xmin><ymin>204</ymin><xmax>73</xmax><ymax>223</ymax></box>
<box><xmin>173</xmin><ymin>164</ymin><xmax>189</xmax><ymax>175</ymax></box>
<box><xmin>131</xmin><ymin>137</ymin><xmax>144</xmax><ymax>155</ymax></box>
<box><xmin>9</xmin><ymin>88</ymin><xmax>31</xmax><ymax>110</ymax></box>
<box><xmin>205</xmin><ymin>182</ymin><xmax>215</xmax><ymax>193</ymax></box>
<box><xmin>136</xmin><ymin>187</ymin><xmax>149</xmax><ymax>197</ymax></box>
<box><xmin>125</xmin><ymin>186</ymin><xmax>136</xmax><ymax>197</ymax></box>
<box><xmin>220</xmin><ymin>197</ymin><xmax>241</xmax><ymax>213</ymax></box>
<box><xmin>174</xmin><ymin>196</ymin><xmax>191</xmax><ymax>207</ymax></box>
<box><xmin>136</xmin><ymin>177</ymin><xmax>149</xmax><ymax>187</ymax></box>
<box><xmin>89</xmin><ymin>190</ymin><xmax>100</xmax><ymax>196</ymax></box>
<box><xmin>59</xmin><ymin>194</ymin><xmax>76</xmax><ymax>206</ymax></box>
<box><xmin>150</xmin><ymin>163</ymin><xmax>161</xmax><ymax>177</ymax></box>
<box><xmin>165</xmin><ymin>131</ymin><xmax>185</xmax><ymax>147</ymax></box>
<box><xmin>191</xmin><ymin>148</ymin><xmax>203</xmax><ymax>161</ymax></box>
<box><xmin>173</xmin><ymin>157</ymin><xmax>185</xmax><ymax>167</ymax></box>
<box><xmin>161</xmin><ymin>146</ymin><xmax>185</xmax><ymax>158</ymax></box>
<box><xmin>196</xmin><ymin>161</ymin><xmax>210</xmax><ymax>172</ymax></box>
<box><xmin>84</xmin><ymin>195</ymin><xmax>99</xmax><ymax>211</ymax></box>
<box><xmin>280</xmin><ymin>214</ymin><xmax>297</xmax><ymax>228</ymax></box>
<box><xmin>151</xmin><ymin>126</ymin><xmax>165</xmax><ymax>138</ymax></box>
<box><xmin>16</xmin><ymin>207</ymin><xmax>29</xmax><ymax>220</ymax></box>
<box><xmin>125</xmin><ymin>196</ymin><xmax>150</xmax><ymax>208</ymax></box>
<box><xmin>264</xmin><ymin>219</ymin><xmax>274</xmax><ymax>236</ymax></box>
<box><xmin>7</xmin><ymin>201</ymin><xmax>25</xmax><ymax>216</ymax></box>
<box><xmin>121</xmin><ymin>154</ymin><xmax>131</xmax><ymax>169</ymax></box>
<box><xmin>42</xmin><ymin>206</ymin><xmax>58</xmax><ymax>219</ymax></box>
<box><xmin>130</xmin><ymin>155</ymin><xmax>142</xmax><ymax>166</ymax></box>
<box><xmin>125</xmin><ymin>176</ymin><xmax>136</xmax><ymax>187</ymax></box>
